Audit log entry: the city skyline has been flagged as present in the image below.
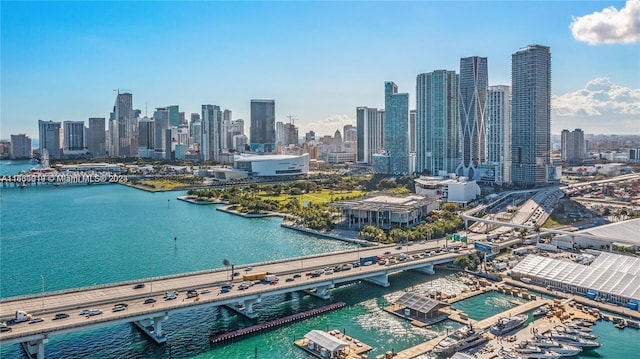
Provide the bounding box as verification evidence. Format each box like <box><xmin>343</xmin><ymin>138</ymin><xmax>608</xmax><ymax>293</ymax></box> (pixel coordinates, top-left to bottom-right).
<box><xmin>1</xmin><ymin>1</ymin><xmax>639</xmax><ymax>139</ymax></box>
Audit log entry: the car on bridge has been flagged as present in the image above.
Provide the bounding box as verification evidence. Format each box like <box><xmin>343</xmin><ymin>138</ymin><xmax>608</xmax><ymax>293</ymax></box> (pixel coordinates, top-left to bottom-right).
<box><xmin>144</xmin><ymin>298</ymin><xmax>156</xmax><ymax>304</ymax></box>
<box><xmin>29</xmin><ymin>317</ymin><xmax>44</xmax><ymax>324</ymax></box>
<box><xmin>53</xmin><ymin>313</ymin><xmax>69</xmax><ymax>320</ymax></box>
<box><xmin>133</xmin><ymin>283</ymin><xmax>145</xmax><ymax>289</ymax></box>
<box><xmin>0</xmin><ymin>325</ymin><xmax>12</xmax><ymax>333</ymax></box>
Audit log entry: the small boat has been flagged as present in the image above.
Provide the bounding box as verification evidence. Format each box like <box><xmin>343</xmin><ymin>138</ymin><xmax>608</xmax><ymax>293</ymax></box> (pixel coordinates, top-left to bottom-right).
<box><xmin>533</xmin><ymin>305</ymin><xmax>550</xmax><ymax>317</ymax></box>
<box><xmin>615</xmin><ymin>320</ymin><xmax>627</xmax><ymax>329</ymax></box>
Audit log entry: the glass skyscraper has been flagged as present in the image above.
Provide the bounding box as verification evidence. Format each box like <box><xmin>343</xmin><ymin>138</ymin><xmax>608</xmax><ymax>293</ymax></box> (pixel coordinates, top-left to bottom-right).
<box><xmin>416</xmin><ymin>70</ymin><xmax>459</xmax><ymax>175</ymax></box>
<box><xmin>457</xmin><ymin>56</ymin><xmax>488</xmax><ymax>179</ymax></box>
<box><xmin>487</xmin><ymin>85</ymin><xmax>511</xmax><ymax>184</ymax></box>
<box><xmin>384</xmin><ymin>81</ymin><xmax>409</xmax><ymax>174</ymax></box>
<box><xmin>250</xmin><ymin>100</ymin><xmax>276</xmax><ymax>153</ymax></box>
<box><xmin>511</xmin><ymin>45</ymin><xmax>551</xmax><ymax>186</ymax></box>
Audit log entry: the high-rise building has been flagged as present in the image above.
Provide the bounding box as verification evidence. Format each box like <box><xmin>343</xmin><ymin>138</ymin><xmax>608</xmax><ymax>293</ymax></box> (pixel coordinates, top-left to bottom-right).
<box><xmin>343</xmin><ymin>125</ymin><xmax>356</xmax><ymax>142</ymax></box>
<box><xmin>487</xmin><ymin>85</ymin><xmax>512</xmax><ymax>184</ymax></box>
<box><xmin>275</xmin><ymin>121</ymin><xmax>285</xmax><ymax>145</ymax></box>
<box><xmin>138</xmin><ymin>117</ymin><xmax>155</xmax><ymax>158</ymax></box>
<box><xmin>381</xmin><ymin>81</ymin><xmax>409</xmax><ymax>174</ymax></box>
<box><xmin>305</xmin><ymin>131</ymin><xmax>316</xmax><ymax>142</ymax></box>
<box><xmin>179</xmin><ymin>111</ymin><xmax>186</xmax><ymax>125</ymax></box>
<box><xmin>416</xmin><ymin>70</ymin><xmax>459</xmax><ymax>175</ymax></box>
<box><xmin>561</xmin><ymin>128</ymin><xmax>585</xmax><ymax>162</ymax></box>
<box><xmin>111</xmin><ymin>92</ymin><xmax>133</xmax><ymax>157</ymax></box>
<box><xmin>63</xmin><ymin>120</ymin><xmax>86</xmax><ymax>154</ymax></box>
<box><xmin>333</xmin><ymin>130</ymin><xmax>343</xmax><ymax>152</ymax></box>
<box><xmin>250</xmin><ymin>100</ymin><xmax>275</xmax><ymax>153</ymax></box>
<box><xmin>511</xmin><ymin>44</ymin><xmax>551</xmax><ymax>186</ymax></box>
<box><xmin>153</xmin><ymin>108</ymin><xmax>170</xmax><ymax>159</ymax></box>
<box><xmin>10</xmin><ymin>134</ymin><xmax>32</xmax><ymax>159</ymax></box>
<box><xmin>190</xmin><ymin>113</ymin><xmax>200</xmax><ymax>123</ymax></box>
<box><xmin>38</xmin><ymin>120</ymin><xmax>62</xmax><ymax>159</ymax></box>
<box><xmin>87</xmin><ymin>118</ymin><xmax>106</xmax><ymax>158</ymax></box>
<box><xmin>222</xmin><ymin>109</ymin><xmax>232</xmax><ymax>150</ymax></box>
<box><xmin>409</xmin><ymin>110</ymin><xmax>416</xmax><ymax>153</ymax></box>
<box><xmin>201</xmin><ymin>104</ymin><xmax>222</xmax><ymax>161</ymax></box>
<box><xmin>356</xmin><ymin>107</ymin><xmax>382</xmax><ymax>164</ymax></box>
<box><xmin>167</xmin><ymin>105</ymin><xmax>180</xmax><ymax>127</ymax></box>
<box><xmin>284</xmin><ymin>123</ymin><xmax>298</xmax><ymax>146</ymax></box>
<box><xmin>457</xmin><ymin>56</ymin><xmax>488</xmax><ymax>179</ymax></box>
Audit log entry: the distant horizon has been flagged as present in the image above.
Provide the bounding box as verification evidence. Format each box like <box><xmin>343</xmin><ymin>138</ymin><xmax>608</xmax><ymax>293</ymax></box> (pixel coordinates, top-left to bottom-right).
<box><xmin>2</xmin><ymin>1</ymin><xmax>638</xmax><ymax>138</ymax></box>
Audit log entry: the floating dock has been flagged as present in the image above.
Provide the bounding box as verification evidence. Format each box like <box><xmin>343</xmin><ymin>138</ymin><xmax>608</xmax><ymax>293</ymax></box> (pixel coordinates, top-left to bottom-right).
<box><xmin>294</xmin><ymin>329</ymin><xmax>373</xmax><ymax>359</ymax></box>
<box><xmin>210</xmin><ymin>302</ymin><xmax>346</xmax><ymax>344</ymax></box>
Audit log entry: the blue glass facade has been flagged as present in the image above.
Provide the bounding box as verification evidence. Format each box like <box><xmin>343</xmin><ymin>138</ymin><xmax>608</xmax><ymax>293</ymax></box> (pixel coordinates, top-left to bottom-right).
<box><xmin>383</xmin><ymin>81</ymin><xmax>409</xmax><ymax>174</ymax></box>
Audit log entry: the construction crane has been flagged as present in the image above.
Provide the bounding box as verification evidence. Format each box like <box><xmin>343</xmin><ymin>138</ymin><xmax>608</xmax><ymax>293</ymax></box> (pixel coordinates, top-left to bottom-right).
<box><xmin>113</xmin><ymin>88</ymin><xmax>132</xmax><ymax>95</ymax></box>
<box><xmin>287</xmin><ymin>115</ymin><xmax>297</xmax><ymax>125</ymax></box>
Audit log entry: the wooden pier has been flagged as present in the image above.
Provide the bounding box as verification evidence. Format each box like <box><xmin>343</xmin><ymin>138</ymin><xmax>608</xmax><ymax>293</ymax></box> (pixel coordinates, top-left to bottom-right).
<box><xmin>210</xmin><ymin>302</ymin><xmax>346</xmax><ymax>344</ymax></box>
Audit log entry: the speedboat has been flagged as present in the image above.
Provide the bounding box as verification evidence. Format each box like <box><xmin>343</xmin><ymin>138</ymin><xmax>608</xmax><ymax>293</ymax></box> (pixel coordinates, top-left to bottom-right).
<box><xmin>432</xmin><ymin>325</ymin><xmax>488</xmax><ymax>356</ymax></box>
<box><xmin>490</xmin><ymin>314</ymin><xmax>528</xmax><ymax>336</ymax></box>
<box><xmin>535</xmin><ymin>333</ymin><xmax>600</xmax><ymax>350</ymax></box>
<box><xmin>565</xmin><ymin>322</ymin><xmax>592</xmax><ymax>332</ymax></box>
<box><xmin>531</xmin><ymin>339</ymin><xmax>582</xmax><ymax>357</ymax></box>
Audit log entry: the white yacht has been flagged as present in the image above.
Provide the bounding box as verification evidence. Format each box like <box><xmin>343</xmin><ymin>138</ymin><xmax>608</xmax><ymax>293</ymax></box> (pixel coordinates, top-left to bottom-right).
<box><xmin>432</xmin><ymin>325</ymin><xmax>488</xmax><ymax>356</ymax></box>
<box><xmin>532</xmin><ymin>339</ymin><xmax>582</xmax><ymax>357</ymax></box>
<box><xmin>490</xmin><ymin>314</ymin><xmax>528</xmax><ymax>336</ymax></box>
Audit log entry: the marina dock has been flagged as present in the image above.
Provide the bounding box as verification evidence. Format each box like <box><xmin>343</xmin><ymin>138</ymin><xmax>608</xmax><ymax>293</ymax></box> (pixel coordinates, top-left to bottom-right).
<box><xmin>210</xmin><ymin>302</ymin><xmax>346</xmax><ymax>344</ymax></box>
<box><xmin>294</xmin><ymin>329</ymin><xmax>373</xmax><ymax>359</ymax></box>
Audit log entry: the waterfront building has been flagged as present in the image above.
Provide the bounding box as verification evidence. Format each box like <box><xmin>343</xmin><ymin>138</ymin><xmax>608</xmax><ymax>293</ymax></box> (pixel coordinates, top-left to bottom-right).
<box><xmin>38</xmin><ymin>120</ymin><xmax>62</xmax><ymax>159</ymax></box>
<box><xmin>561</xmin><ymin>128</ymin><xmax>586</xmax><ymax>163</ymax></box>
<box><xmin>457</xmin><ymin>56</ymin><xmax>488</xmax><ymax>179</ymax></box>
<box><xmin>0</xmin><ymin>140</ymin><xmax>12</xmax><ymax>159</ymax></box>
<box><xmin>356</xmin><ymin>106</ymin><xmax>383</xmax><ymax>165</ymax></box>
<box><xmin>511</xmin><ymin>44</ymin><xmax>551</xmax><ymax>186</ymax></box>
<box><xmin>111</xmin><ymin>92</ymin><xmax>134</xmax><ymax>157</ymax></box>
<box><xmin>512</xmin><ymin>252</ymin><xmax>640</xmax><ymax>308</ymax></box>
<box><xmin>9</xmin><ymin>134</ymin><xmax>32</xmax><ymax>159</ymax></box>
<box><xmin>201</xmin><ymin>104</ymin><xmax>222</xmax><ymax>161</ymax></box>
<box><xmin>63</xmin><ymin>120</ymin><xmax>87</xmax><ymax>155</ymax></box>
<box><xmin>87</xmin><ymin>117</ymin><xmax>106</xmax><ymax>158</ymax></box>
<box><xmin>332</xmin><ymin>193</ymin><xmax>438</xmax><ymax>230</ymax></box>
<box><xmin>153</xmin><ymin>108</ymin><xmax>170</xmax><ymax>160</ymax></box>
<box><xmin>416</xmin><ymin>70</ymin><xmax>460</xmax><ymax>175</ymax></box>
<box><xmin>250</xmin><ymin>99</ymin><xmax>276</xmax><ymax>153</ymax></box>
<box><xmin>380</xmin><ymin>81</ymin><xmax>410</xmax><ymax>174</ymax></box>
<box><xmin>486</xmin><ymin>85</ymin><xmax>512</xmax><ymax>184</ymax></box>
<box><xmin>138</xmin><ymin>117</ymin><xmax>155</xmax><ymax>158</ymax></box>
<box><xmin>210</xmin><ymin>153</ymin><xmax>308</xmax><ymax>179</ymax></box>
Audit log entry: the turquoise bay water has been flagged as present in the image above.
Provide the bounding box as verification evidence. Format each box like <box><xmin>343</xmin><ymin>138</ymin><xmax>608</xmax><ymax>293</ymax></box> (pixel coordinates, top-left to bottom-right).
<box><xmin>1</xmin><ymin>160</ymin><xmax>637</xmax><ymax>358</ymax></box>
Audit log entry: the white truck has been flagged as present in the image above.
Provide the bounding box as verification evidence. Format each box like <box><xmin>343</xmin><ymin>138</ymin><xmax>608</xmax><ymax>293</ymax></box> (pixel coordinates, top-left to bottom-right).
<box><xmin>7</xmin><ymin>310</ymin><xmax>31</xmax><ymax>325</ymax></box>
<box><xmin>264</xmin><ymin>274</ymin><xmax>279</xmax><ymax>283</ymax></box>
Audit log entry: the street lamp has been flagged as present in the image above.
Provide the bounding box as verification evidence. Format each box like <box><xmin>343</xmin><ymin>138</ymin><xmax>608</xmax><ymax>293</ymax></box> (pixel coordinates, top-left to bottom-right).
<box><xmin>40</xmin><ymin>275</ymin><xmax>45</xmax><ymax>313</ymax></box>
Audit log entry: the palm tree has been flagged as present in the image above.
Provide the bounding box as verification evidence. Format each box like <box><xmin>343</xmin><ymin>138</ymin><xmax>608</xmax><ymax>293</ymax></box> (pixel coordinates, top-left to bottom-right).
<box><xmin>533</xmin><ymin>224</ymin><xmax>541</xmax><ymax>242</ymax></box>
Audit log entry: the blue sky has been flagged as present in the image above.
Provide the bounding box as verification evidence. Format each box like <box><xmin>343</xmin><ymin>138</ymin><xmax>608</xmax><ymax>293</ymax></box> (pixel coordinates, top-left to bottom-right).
<box><xmin>1</xmin><ymin>1</ymin><xmax>639</xmax><ymax>138</ymax></box>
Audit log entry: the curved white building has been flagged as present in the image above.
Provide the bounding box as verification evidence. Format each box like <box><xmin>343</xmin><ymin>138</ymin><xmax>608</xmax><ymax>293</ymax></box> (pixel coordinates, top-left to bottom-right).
<box><xmin>234</xmin><ymin>153</ymin><xmax>309</xmax><ymax>177</ymax></box>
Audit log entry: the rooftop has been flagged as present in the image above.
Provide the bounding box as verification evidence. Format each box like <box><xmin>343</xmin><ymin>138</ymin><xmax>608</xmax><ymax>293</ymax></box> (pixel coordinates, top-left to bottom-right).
<box><xmin>332</xmin><ymin>194</ymin><xmax>436</xmax><ymax>214</ymax></box>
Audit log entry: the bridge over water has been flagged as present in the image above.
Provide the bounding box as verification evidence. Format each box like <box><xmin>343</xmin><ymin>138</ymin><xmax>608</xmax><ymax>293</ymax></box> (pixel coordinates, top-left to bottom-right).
<box><xmin>0</xmin><ymin>243</ymin><xmax>464</xmax><ymax>358</ymax></box>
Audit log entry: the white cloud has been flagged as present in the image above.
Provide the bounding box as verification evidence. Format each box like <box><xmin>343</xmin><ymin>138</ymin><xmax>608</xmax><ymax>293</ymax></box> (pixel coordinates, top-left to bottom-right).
<box><xmin>299</xmin><ymin>114</ymin><xmax>356</xmax><ymax>138</ymax></box>
<box><xmin>552</xmin><ymin>77</ymin><xmax>640</xmax><ymax>134</ymax></box>
<box><xmin>570</xmin><ymin>0</ymin><xmax>640</xmax><ymax>45</ymax></box>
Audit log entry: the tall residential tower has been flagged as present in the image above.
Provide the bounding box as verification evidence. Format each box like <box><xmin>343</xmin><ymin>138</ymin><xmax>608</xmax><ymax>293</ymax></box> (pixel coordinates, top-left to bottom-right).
<box><xmin>510</xmin><ymin>45</ymin><xmax>551</xmax><ymax>186</ymax></box>
<box><xmin>457</xmin><ymin>56</ymin><xmax>488</xmax><ymax>179</ymax></box>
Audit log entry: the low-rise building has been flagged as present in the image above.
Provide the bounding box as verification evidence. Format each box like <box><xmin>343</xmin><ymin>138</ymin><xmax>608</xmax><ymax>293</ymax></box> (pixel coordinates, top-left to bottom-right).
<box><xmin>332</xmin><ymin>193</ymin><xmax>438</xmax><ymax>230</ymax></box>
<box><xmin>415</xmin><ymin>176</ymin><xmax>480</xmax><ymax>206</ymax></box>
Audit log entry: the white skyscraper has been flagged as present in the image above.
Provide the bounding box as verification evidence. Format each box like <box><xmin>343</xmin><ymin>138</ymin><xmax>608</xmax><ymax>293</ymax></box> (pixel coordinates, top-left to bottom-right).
<box><xmin>487</xmin><ymin>85</ymin><xmax>512</xmax><ymax>184</ymax></box>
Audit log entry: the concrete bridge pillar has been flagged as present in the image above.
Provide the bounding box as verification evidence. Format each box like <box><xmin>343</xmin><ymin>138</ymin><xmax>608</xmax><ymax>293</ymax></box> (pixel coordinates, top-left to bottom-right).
<box><xmin>413</xmin><ymin>263</ymin><xmax>435</xmax><ymax>275</ymax></box>
<box><xmin>134</xmin><ymin>314</ymin><xmax>169</xmax><ymax>343</ymax></box>
<box><xmin>363</xmin><ymin>272</ymin><xmax>389</xmax><ymax>287</ymax></box>
<box><xmin>227</xmin><ymin>297</ymin><xmax>262</xmax><ymax>319</ymax></box>
<box><xmin>305</xmin><ymin>284</ymin><xmax>335</xmax><ymax>300</ymax></box>
<box><xmin>21</xmin><ymin>337</ymin><xmax>48</xmax><ymax>359</ymax></box>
